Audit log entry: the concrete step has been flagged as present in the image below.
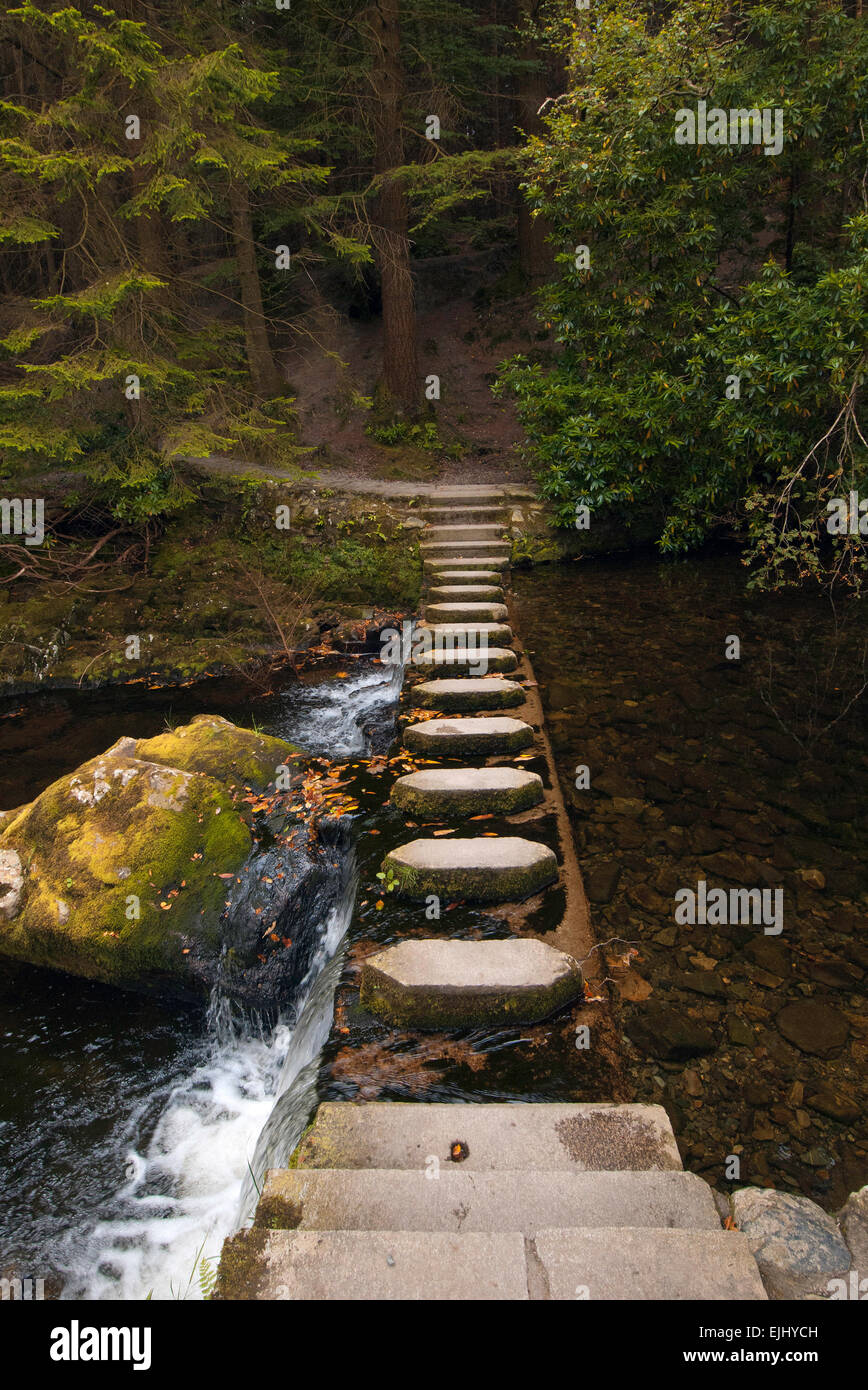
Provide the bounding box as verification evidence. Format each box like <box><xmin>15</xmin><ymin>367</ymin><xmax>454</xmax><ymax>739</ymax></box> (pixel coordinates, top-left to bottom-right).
<box><xmin>391</xmin><ymin>767</ymin><xmax>543</xmax><ymax>817</ymax></box>
<box><xmin>215</xmin><ymin>1228</ymin><xmax>527</xmax><ymax>1300</ymax></box>
<box><xmin>419</xmin><ymin>621</ymin><xmax>513</xmax><ymax>646</ymax></box>
<box><xmin>360</xmin><ymin>937</ymin><xmax>582</xmax><ymax>1029</ymax></box>
<box><xmin>425</xmin><ymin>602</ymin><xmax>508</xmax><ymax>623</ymax></box>
<box><xmin>428</xmin><ymin>585</ymin><xmax>505</xmax><ymax>601</ymax></box>
<box><xmin>422</xmin><ymin>507</ymin><xmax>506</xmax><ymax>527</ymax></box>
<box><xmin>411</xmin><ymin>646</ymin><xmax>518</xmax><ymax>675</ymax></box>
<box><xmin>404</xmin><ymin>716</ymin><xmax>534</xmax><ymax>755</ymax></box>
<box><xmin>256</xmin><ymin>1168</ymin><xmax>722</xmax><ymax>1234</ymax></box>
<box><xmin>532</xmin><ymin>1228</ymin><xmax>767</xmax><ymax>1300</ymax></box>
<box><xmin>293</xmin><ymin>1102</ymin><xmax>684</xmax><ymax>1172</ymax></box>
<box><xmin>409</xmin><ymin>677</ymin><xmax>524</xmax><ymax>711</ymax></box>
<box><xmin>215</xmin><ymin>1224</ymin><xmax>765</xmax><ymax>1300</ymax></box>
<box><xmin>421</xmin><ymin>540</ymin><xmax>510</xmax><ymax>559</ymax></box>
<box><xmin>423</xmin><ymin>524</ymin><xmax>506</xmax><ymax>544</ymax></box>
<box><xmin>427</xmin><ymin>569</ymin><xmax>503</xmax><ymax>584</ymax></box>
<box><xmin>382</xmin><ymin>834</ymin><xmax>557</xmax><ymax>900</ymax></box>
<box><xmin>424</xmin><ymin>556</ymin><xmax>508</xmax><ymax>572</ymax></box>
<box><xmin>427</xmin><ymin>487</ymin><xmax>508</xmax><ymax>502</ymax></box>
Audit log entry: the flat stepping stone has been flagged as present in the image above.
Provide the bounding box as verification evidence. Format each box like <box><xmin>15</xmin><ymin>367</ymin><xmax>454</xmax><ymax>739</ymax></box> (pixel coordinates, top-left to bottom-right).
<box><xmin>422</xmin><ymin>540</ymin><xmax>510</xmax><ymax>557</ymax></box>
<box><xmin>425</xmin><ymin>602</ymin><xmax>508</xmax><ymax>623</ymax></box>
<box><xmin>257</xmin><ymin>1169</ymin><xmax>721</xmax><ymax>1234</ymax></box>
<box><xmin>424</xmin><ymin>556</ymin><xmax>508</xmax><ymax>572</ymax></box>
<box><xmin>411</xmin><ymin>647</ymin><xmax>517</xmax><ymax>675</ymax></box>
<box><xmin>428</xmin><ymin>585</ymin><xmax>504</xmax><ymax>601</ymax></box>
<box><xmin>382</xmin><ymin>835</ymin><xmax>557</xmax><ymax>900</ymax></box>
<box><xmin>391</xmin><ymin>767</ymin><xmax>543</xmax><ymax>817</ymax></box>
<box><xmin>410</xmin><ymin>677</ymin><xmax>523</xmax><ymax>711</ymax></box>
<box><xmin>360</xmin><ymin>938</ymin><xmax>581</xmax><ymax>1028</ymax></box>
<box><xmin>404</xmin><ymin>717</ymin><xmax>533</xmax><ymax>754</ymax></box>
<box><xmin>428</xmin><ymin>569</ymin><xmax>502</xmax><ymax>584</ymax></box>
<box><xmin>215</xmin><ymin>1229</ymin><xmax>527</xmax><ymax>1301</ymax></box>
<box><xmin>423</xmin><ymin>524</ymin><xmax>506</xmax><ymax>544</ymax></box>
<box><xmin>293</xmin><ymin>1101</ymin><xmax>683</xmax><ymax>1172</ymax></box>
<box><xmin>422</xmin><ymin>507</ymin><xmax>505</xmax><ymax>526</ymax></box>
<box><xmin>421</xmin><ymin>621</ymin><xmax>513</xmax><ymax>645</ymax></box>
<box><xmin>427</xmin><ymin>487</ymin><xmax>507</xmax><ymax>502</ymax></box>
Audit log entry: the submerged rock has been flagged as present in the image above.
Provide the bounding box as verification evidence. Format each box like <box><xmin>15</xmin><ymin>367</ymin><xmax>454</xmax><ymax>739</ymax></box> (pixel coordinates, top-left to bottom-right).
<box><xmin>0</xmin><ymin>718</ymin><xmax>347</xmax><ymax>1007</ymax></box>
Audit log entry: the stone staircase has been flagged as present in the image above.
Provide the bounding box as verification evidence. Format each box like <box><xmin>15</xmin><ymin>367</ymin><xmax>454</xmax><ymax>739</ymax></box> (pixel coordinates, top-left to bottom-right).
<box><xmin>214</xmin><ymin>483</ymin><xmax>769</xmax><ymax>1300</ymax></box>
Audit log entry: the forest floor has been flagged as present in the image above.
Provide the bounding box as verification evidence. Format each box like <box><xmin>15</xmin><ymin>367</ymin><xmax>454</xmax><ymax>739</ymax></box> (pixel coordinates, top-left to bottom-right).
<box><xmin>271</xmin><ymin>265</ymin><xmax>543</xmax><ymax>487</ymax></box>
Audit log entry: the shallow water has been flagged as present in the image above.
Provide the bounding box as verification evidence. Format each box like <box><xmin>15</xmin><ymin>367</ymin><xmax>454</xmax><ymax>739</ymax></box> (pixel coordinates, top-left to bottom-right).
<box><xmin>511</xmin><ymin>551</ymin><xmax>868</xmax><ymax>1208</ymax></box>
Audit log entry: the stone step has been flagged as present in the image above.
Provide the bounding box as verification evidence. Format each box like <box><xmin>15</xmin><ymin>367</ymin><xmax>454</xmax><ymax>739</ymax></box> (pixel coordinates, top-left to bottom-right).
<box><xmin>422</xmin><ymin>507</ymin><xmax>506</xmax><ymax>526</ymax></box>
<box><xmin>428</xmin><ymin>585</ymin><xmax>505</xmax><ymax>602</ymax></box>
<box><xmin>424</xmin><ymin>602</ymin><xmax>508</xmax><ymax>623</ymax></box>
<box><xmin>419</xmin><ymin>621</ymin><xmax>513</xmax><ymax>646</ymax></box>
<box><xmin>532</xmin><ymin>1228</ymin><xmax>767</xmax><ymax>1300</ymax></box>
<box><xmin>293</xmin><ymin>1102</ymin><xmax>683</xmax><ymax>1172</ymax></box>
<box><xmin>256</xmin><ymin>1168</ymin><xmax>722</xmax><ymax>1234</ymax></box>
<box><xmin>424</xmin><ymin>556</ymin><xmax>508</xmax><ymax>572</ymax></box>
<box><xmin>404</xmin><ymin>716</ymin><xmax>534</xmax><ymax>755</ymax></box>
<box><xmin>427</xmin><ymin>487</ymin><xmax>507</xmax><ymax>502</ymax></box>
<box><xmin>409</xmin><ymin>677</ymin><xmax>524</xmax><ymax>711</ymax></box>
<box><xmin>391</xmin><ymin>767</ymin><xmax>543</xmax><ymax>817</ymax></box>
<box><xmin>411</xmin><ymin>646</ymin><xmax>518</xmax><ymax>675</ymax></box>
<box><xmin>427</xmin><ymin>569</ymin><xmax>503</xmax><ymax>584</ymax></box>
<box><xmin>421</xmin><ymin>540</ymin><xmax>510</xmax><ymax>558</ymax></box>
<box><xmin>215</xmin><ymin>1229</ymin><xmax>528</xmax><ymax>1300</ymax></box>
<box><xmin>215</xmin><ymin>1225</ymin><xmax>765</xmax><ymax>1300</ymax></box>
<box><xmin>423</xmin><ymin>524</ymin><xmax>506</xmax><ymax>544</ymax></box>
<box><xmin>360</xmin><ymin>938</ymin><xmax>582</xmax><ymax>1029</ymax></box>
<box><xmin>381</xmin><ymin>835</ymin><xmax>557</xmax><ymax>901</ymax></box>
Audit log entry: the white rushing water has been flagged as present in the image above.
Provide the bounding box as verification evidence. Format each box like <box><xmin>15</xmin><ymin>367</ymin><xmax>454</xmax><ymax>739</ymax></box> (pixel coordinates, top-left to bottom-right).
<box><xmin>73</xmin><ymin>863</ymin><xmax>356</xmax><ymax>1302</ymax></box>
<box><xmin>58</xmin><ymin>661</ymin><xmax>400</xmax><ymax>1300</ymax></box>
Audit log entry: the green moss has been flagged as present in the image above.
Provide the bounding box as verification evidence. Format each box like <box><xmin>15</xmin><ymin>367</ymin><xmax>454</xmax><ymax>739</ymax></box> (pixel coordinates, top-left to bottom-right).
<box><xmin>134</xmin><ymin>715</ymin><xmax>300</xmax><ymax>792</ymax></box>
<box><xmin>0</xmin><ymin>746</ymin><xmax>252</xmax><ymax>989</ymax></box>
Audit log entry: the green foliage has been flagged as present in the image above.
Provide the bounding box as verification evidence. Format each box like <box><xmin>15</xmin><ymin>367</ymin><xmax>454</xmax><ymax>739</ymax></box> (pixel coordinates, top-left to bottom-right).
<box><xmin>501</xmin><ymin>0</ymin><xmax>868</xmax><ymax>591</ymax></box>
<box><xmin>0</xmin><ymin>3</ymin><xmax>325</xmax><ymax>518</ymax></box>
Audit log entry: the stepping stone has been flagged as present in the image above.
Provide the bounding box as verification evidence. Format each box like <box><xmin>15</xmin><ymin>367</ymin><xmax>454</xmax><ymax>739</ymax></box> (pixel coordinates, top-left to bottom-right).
<box><xmin>428</xmin><ymin>585</ymin><xmax>504</xmax><ymax>601</ymax></box>
<box><xmin>423</xmin><ymin>524</ymin><xmax>506</xmax><ymax>544</ymax></box>
<box><xmin>411</xmin><ymin>647</ymin><xmax>517</xmax><ymax>675</ymax></box>
<box><xmin>422</xmin><ymin>541</ymin><xmax>510</xmax><ymax>558</ymax></box>
<box><xmin>421</xmin><ymin>621</ymin><xmax>513</xmax><ymax>646</ymax></box>
<box><xmin>428</xmin><ymin>569</ymin><xmax>502</xmax><ymax>584</ymax></box>
<box><xmin>404</xmin><ymin>716</ymin><xmax>533</xmax><ymax>755</ymax></box>
<box><xmin>256</xmin><ymin>1169</ymin><xmax>722</xmax><ymax>1234</ymax></box>
<box><xmin>424</xmin><ymin>556</ymin><xmax>508</xmax><ymax>572</ymax></box>
<box><xmin>391</xmin><ymin>767</ymin><xmax>543</xmax><ymax>817</ymax></box>
<box><xmin>381</xmin><ymin>835</ymin><xmax>557</xmax><ymax>901</ymax></box>
<box><xmin>532</xmin><ymin>1228</ymin><xmax>767</xmax><ymax>1301</ymax></box>
<box><xmin>361</xmin><ymin>938</ymin><xmax>582</xmax><ymax>1028</ymax></box>
<box><xmin>422</xmin><ymin>507</ymin><xmax>505</xmax><ymax>526</ymax></box>
<box><xmin>410</xmin><ymin>677</ymin><xmax>524</xmax><ymax>711</ymax></box>
<box><xmin>215</xmin><ymin>1229</ymin><xmax>527</xmax><ymax>1301</ymax></box>
<box><xmin>425</xmin><ymin>602</ymin><xmax>508</xmax><ymax>623</ymax></box>
<box><xmin>293</xmin><ymin>1101</ymin><xmax>684</xmax><ymax>1172</ymax></box>
<box><xmin>427</xmin><ymin>487</ymin><xmax>506</xmax><ymax>503</ymax></box>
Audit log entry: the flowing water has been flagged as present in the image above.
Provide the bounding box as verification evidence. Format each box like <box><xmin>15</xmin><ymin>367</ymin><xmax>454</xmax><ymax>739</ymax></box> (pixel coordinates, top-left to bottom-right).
<box><xmin>0</xmin><ymin>658</ymin><xmax>401</xmax><ymax>1300</ymax></box>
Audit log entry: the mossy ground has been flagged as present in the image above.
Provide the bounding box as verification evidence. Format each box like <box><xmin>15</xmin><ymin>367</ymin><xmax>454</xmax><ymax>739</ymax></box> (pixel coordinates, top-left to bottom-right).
<box><xmin>0</xmin><ymin>476</ymin><xmax>423</xmax><ymax>693</ymax></box>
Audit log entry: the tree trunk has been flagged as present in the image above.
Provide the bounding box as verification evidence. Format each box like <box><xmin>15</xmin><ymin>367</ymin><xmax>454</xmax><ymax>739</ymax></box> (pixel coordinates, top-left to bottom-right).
<box><xmin>516</xmin><ymin>2</ymin><xmax>554</xmax><ymax>282</ymax></box>
<box><xmin>368</xmin><ymin>0</ymin><xmax>419</xmax><ymax>413</ymax></box>
<box><xmin>228</xmin><ymin>180</ymin><xmax>283</xmax><ymax>397</ymax></box>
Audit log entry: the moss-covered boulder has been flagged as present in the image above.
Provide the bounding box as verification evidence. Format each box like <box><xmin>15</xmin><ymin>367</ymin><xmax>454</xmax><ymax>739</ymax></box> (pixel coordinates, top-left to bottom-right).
<box><xmin>0</xmin><ymin>718</ymin><xmax>346</xmax><ymax>1005</ymax></box>
<box><xmin>132</xmin><ymin>714</ymin><xmax>302</xmax><ymax>793</ymax></box>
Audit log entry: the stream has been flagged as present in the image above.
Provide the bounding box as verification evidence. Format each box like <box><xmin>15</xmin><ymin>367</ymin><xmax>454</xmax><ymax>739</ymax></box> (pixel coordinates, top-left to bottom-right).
<box><xmin>2</xmin><ymin>548</ymin><xmax>866</xmax><ymax>1300</ymax></box>
<box><xmin>0</xmin><ymin>659</ymin><xmax>401</xmax><ymax>1300</ymax></box>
